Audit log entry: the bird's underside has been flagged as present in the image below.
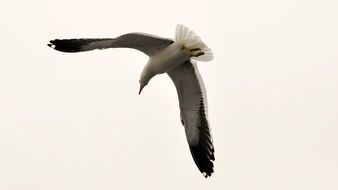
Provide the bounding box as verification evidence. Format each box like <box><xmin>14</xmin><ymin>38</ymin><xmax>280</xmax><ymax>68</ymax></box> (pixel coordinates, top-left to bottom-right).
<box><xmin>48</xmin><ymin>25</ymin><xmax>215</xmax><ymax>178</ymax></box>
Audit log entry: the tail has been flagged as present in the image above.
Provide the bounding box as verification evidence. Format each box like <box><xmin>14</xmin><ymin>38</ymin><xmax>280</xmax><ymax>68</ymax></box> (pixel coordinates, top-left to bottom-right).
<box><xmin>48</xmin><ymin>38</ymin><xmax>114</xmax><ymax>53</ymax></box>
<box><xmin>175</xmin><ymin>24</ymin><xmax>214</xmax><ymax>62</ymax></box>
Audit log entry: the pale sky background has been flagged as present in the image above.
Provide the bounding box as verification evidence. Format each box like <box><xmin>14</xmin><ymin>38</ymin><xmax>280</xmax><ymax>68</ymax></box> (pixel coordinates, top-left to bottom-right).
<box><xmin>0</xmin><ymin>0</ymin><xmax>337</xmax><ymax>190</ymax></box>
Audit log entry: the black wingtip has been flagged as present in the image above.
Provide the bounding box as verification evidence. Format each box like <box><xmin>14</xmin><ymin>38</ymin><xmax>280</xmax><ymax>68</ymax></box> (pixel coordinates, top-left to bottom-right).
<box><xmin>189</xmin><ymin>100</ymin><xmax>215</xmax><ymax>178</ymax></box>
<box><xmin>47</xmin><ymin>39</ymin><xmax>85</xmax><ymax>53</ymax></box>
<box><xmin>47</xmin><ymin>42</ymin><xmax>54</xmax><ymax>49</ymax></box>
<box><xmin>190</xmin><ymin>144</ymin><xmax>215</xmax><ymax>178</ymax></box>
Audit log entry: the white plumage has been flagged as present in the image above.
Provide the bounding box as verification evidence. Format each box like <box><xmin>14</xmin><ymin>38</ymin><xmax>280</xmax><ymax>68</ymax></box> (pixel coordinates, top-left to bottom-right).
<box><xmin>48</xmin><ymin>24</ymin><xmax>215</xmax><ymax>178</ymax></box>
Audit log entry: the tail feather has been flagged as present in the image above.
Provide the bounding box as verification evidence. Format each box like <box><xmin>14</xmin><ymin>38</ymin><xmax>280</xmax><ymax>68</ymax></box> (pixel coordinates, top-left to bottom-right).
<box><xmin>175</xmin><ymin>24</ymin><xmax>214</xmax><ymax>62</ymax></box>
<box><xmin>48</xmin><ymin>38</ymin><xmax>114</xmax><ymax>53</ymax></box>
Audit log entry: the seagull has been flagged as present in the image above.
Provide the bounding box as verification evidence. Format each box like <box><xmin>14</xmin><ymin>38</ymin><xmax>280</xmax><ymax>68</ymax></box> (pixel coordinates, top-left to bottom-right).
<box><xmin>48</xmin><ymin>24</ymin><xmax>215</xmax><ymax>178</ymax></box>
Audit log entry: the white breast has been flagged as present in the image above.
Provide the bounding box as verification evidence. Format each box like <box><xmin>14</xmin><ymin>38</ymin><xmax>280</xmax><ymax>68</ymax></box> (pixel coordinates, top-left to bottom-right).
<box><xmin>148</xmin><ymin>42</ymin><xmax>190</xmax><ymax>74</ymax></box>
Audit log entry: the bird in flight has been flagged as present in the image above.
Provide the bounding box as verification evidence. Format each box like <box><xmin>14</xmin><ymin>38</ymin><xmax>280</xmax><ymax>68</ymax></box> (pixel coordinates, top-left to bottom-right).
<box><xmin>48</xmin><ymin>24</ymin><xmax>215</xmax><ymax>178</ymax></box>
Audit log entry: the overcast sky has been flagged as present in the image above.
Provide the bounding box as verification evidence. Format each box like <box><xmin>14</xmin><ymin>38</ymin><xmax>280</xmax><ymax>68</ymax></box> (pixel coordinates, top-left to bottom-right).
<box><xmin>0</xmin><ymin>0</ymin><xmax>337</xmax><ymax>190</ymax></box>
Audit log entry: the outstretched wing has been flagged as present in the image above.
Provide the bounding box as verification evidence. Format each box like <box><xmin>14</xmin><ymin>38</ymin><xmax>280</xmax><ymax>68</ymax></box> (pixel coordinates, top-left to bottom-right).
<box><xmin>167</xmin><ymin>60</ymin><xmax>215</xmax><ymax>178</ymax></box>
<box><xmin>48</xmin><ymin>33</ymin><xmax>173</xmax><ymax>56</ymax></box>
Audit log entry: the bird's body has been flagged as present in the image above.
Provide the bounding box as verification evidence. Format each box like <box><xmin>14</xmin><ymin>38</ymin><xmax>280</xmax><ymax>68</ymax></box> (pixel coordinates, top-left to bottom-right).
<box><xmin>147</xmin><ymin>42</ymin><xmax>190</xmax><ymax>74</ymax></box>
<box><xmin>140</xmin><ymin>42</ymin><xmax>191</xmax><ymax>86</ymax></box>
<box><xmin>48</xmin><ymin>24</ymin><xmax>215</xmax><ymax>178</ymax></box>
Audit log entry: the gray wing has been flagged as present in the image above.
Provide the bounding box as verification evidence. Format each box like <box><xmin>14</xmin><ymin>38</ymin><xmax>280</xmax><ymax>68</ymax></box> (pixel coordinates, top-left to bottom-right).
<box><xmin>167</xmin><ymin>60</ymin><xmax>215</xmax><ymax>178</ymax></box>
<box><xmin>48</xmin><ymin>33</ymin><xmax>173</xmax><ymax>56</ymax></box>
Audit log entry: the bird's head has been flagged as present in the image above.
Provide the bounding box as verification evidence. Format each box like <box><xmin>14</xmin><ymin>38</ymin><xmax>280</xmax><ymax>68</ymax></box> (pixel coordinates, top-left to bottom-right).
<box><xmin>138</xmin><ymin>68</ymin><xmax>155</xmax><ymax>95</ymax></box>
